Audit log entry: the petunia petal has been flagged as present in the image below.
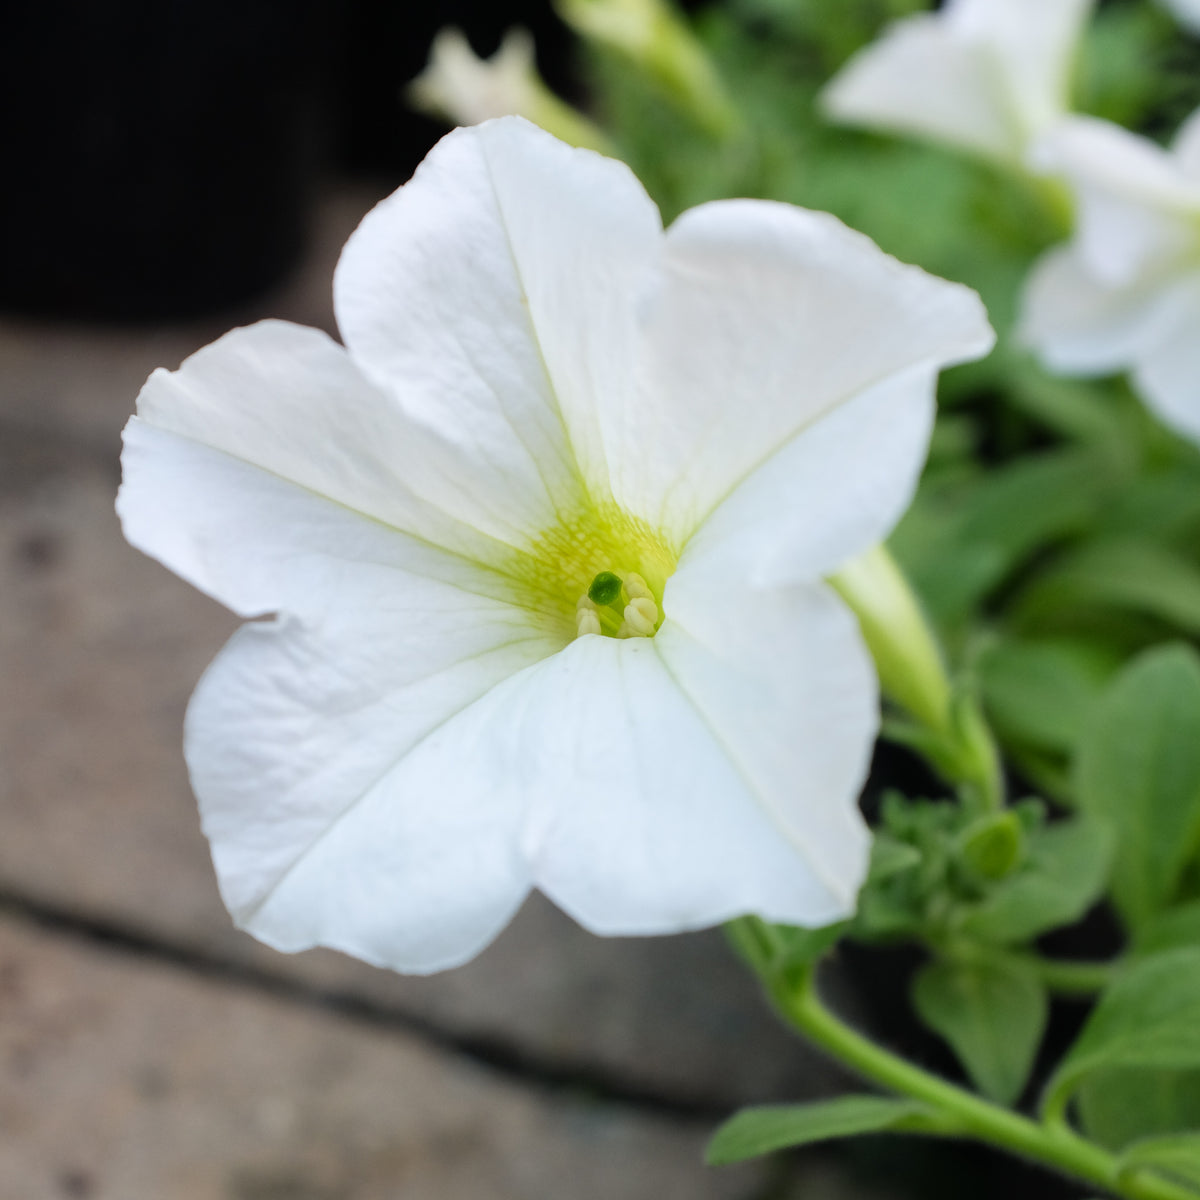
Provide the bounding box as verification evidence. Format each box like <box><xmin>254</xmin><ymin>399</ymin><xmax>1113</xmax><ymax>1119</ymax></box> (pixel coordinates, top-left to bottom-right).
<box><xmin>946</xmin><ymin>0</ymin><xmax>1091</xmax><ymax>144</ymax></box>
<box><xmin>672</xmin><ymin>364</ymin><xmax>936</xmax><ymax>589</ymax></box>
<box><xmin>1019</xmin><ymin>245</ymin><xmax>1194</xmax><ymax>375</ymax></box>
<box><xmin>129</xmin><ymin>319</ymin><xmax>537</xmax><ymax>557</ymax></box>
<box><xmin>521</xmin><ymin>585</ymin><xmax>876</xmax><ymax>933</ymax></box>
<box><xmin>334</xmin><ymin>117</ymin><xmax>662</xmax><ymax>512</ymax></box>
<box><xmin>120</xmin><ymin>415</ymin><xmax>567</xmax><ymax>972</ymax></box>
<box><xmin>120</xmin><ymin>420</ymin><xmax>567</xmax><ymax>973</ymax></box>
<box><xmin>823</xmin><ymin>0</ymin><xmax>1090</xmax><ymax>163</ymax></box>
<box><xmin>610</xmin><ymin>200</ymin><xmax>992</xmax><ymax>550</ymax></box>
<box><xmin>1132</xmin><ymin>277</ymin><xmax>1200</xmax><ymax>446</ymax></box>
<box><xmin>821</xmin><ymin>13</ymin><xmax>1016</xmax><ymax>162</ymax></box>
<box><xmin>1031</xmin><ymin>117</ymin><xmax>1200</xmax><ymax>283</ymax></box>
<box><xmin>188</xmin><ymin>623</ymin><xmax>545</xmax><ymax>974</ymax></box>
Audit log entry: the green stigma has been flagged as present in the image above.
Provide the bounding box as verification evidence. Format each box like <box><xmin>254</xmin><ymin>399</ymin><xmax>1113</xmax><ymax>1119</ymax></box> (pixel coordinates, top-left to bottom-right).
<box><xmin>588</xmin><ymin>571</ymin><xmax>624</xmax><ymax>607</ymax></box>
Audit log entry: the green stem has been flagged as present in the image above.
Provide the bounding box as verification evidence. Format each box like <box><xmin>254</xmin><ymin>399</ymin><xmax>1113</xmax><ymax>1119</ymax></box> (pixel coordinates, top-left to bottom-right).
<box><xmin>768</xmin><ymin>967</ymin><xmax>1193</xmax><ymax>1200</ymax></box>
<box><xmin>1021</xmin><ymin>954</ymin><xmax>1118</xmax><ymax>998</ymax></box>
<box><xmin>940</xmin><ymin>939</ymin><xmax>1119</xmax><ymax>998</ymax></box>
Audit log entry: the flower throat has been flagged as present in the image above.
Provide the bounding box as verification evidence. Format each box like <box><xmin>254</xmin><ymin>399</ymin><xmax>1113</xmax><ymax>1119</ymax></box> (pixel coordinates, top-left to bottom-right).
<box><xmin>513</xmin><ymin>503</ymin><xmax>676</xmax><ymax>642</ymax></box>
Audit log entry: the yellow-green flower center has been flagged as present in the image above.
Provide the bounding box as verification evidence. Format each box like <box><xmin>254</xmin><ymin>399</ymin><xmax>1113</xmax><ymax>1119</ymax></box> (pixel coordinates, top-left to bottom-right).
<box><xmin>506</xmin><ymin>502</ymin><xmax>677</xmax><ymax>641</ymax></box>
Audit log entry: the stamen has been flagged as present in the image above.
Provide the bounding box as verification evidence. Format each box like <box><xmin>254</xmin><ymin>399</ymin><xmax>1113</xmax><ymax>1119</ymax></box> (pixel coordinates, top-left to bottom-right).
<box><xmin>575</xmin><ymin>569</ymin><xmax>663</xmax><ymax>640</ymax></box>
<box><xmin>624</xmin><ymin>597</ymin><xmax>658</xmax><ymax>636</ymax></box>
<box><xmin>625</xmin><ymin>573</ymin><xmax>652</xmax><ymax>601</ymax></box>
<box><xmin>576</xmin><ymin>607</ymin><xmax>602</xmax><ymax>637</ymax></box>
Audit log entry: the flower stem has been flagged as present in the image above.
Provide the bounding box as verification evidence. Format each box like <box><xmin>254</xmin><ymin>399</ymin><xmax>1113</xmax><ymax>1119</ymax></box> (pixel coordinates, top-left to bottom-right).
<box><xmin>937</xmin><ymin>939</ymin><xmax>1120</xmax><ymax>998</ymax></box>
<box><xmin>767</xmin><ymin>966</ymin><xmax>1193</xmax><ymax>1200</ymax></box>
<box><xmin>1016</xmin><ymin>953</ymin><xmax>1118</xmax><ymax>998</ymax></box>
<box><xmin>556</xmin><ymin>0</ymin><xmax>740</xmax><ymax>139</ymax></box>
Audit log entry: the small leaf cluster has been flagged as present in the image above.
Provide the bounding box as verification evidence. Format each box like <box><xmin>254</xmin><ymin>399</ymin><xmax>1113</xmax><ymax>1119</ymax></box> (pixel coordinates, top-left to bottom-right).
<box><xmin>721</xmin><ymin>644</ymin><xmax>1200</xmax><ymax>1195</ymax></box>
<box><xmin>860</xmin><ymin>798</ymin><xmax>1115</xmax><ymax>1107</ymax></box>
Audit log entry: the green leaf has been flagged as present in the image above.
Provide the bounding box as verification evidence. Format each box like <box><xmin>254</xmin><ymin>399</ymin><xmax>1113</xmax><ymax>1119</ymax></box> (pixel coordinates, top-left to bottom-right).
<box><xmin>911</xmin><ymin>959</ymin><xmax>1047</xmax><ymax>1105</ymax></box>
<box><xmin>1079</xmin><ymin>1068</ymin><xmax>1200</xmax><ymax>1151</ymax></box>
<box><xmin>1136</xmin><ymin>901</ymin><xmax>1200</xmax><ymax>958</ymax></box>
<box><xmin>724</xmin><ymin>916</ymin><xmax>777</xmax><ymax>976</ymax></box>
<box><xmin>724</xmin><ymin>916</ymin><xmax>846</xmax><ymax>977</ymax></box>
<box><xmin>1100</xmin><ymin>466</ymin><xmax>1200</xmax><ymax>549</ymax></box>
<box><xmin>869</xmin><ymin>833</ymin><xmax>923</xmax><ymax>882</ymax></box>
<box><xmin>958</xmin><ymin>811</ymin><xmax>1025</xmax><ymax>881</ymax></box>
<box><xmin>893</xmin><ymin>449</ymin><xmax>1117</xmax><ymax>627</ymax></box>
<box><xmin>1074</xmin><ymin>645</ymin><xmax>1200</xmax><ymax>928</ymax></box>
<box><xmin>706</xmin><ymin>1096</ymin><xmax>936</xmax><ymax>1165</ymax></box>
<box><xmin>1048</xmin><ymin>949</ymin><xmax>1200</xmax><ymax>1115</ymax></box>
<box><xmin>1119</xmin><ymin>1133</ymin><xmax>1200</xmax><ymax>1190</ymax></box>
<box><xmin>1005</xmin><ymin>360</ymin><xmax>1139</xmax><ymax>452</ymax></box>
<box><xmin>980</xmin><ymin>637</ymin><xmax>1121</xmax><ymax>756</ymax></box>
<box><xmin>773</xmin><ymin>922</ymin><xmax>848</xmax><ymax>971</ymax></box>
<box><xmin>1016</xmin><ymin>539</ymin><xmax>1200</xmax><ymax>638</ymax></box>
<box><xmin>958</xmin><ymin>818</ymin><xmax>1114</xmax><ymax>945</ymax></box>
<box><xmin>1077</xmin><ymin>2</ymin><xmax>1179</xmax><ymax>129</ymax></box>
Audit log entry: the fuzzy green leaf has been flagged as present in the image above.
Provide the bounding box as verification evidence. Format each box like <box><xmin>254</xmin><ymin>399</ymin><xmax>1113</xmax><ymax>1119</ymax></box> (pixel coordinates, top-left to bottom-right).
<box><xmin>1074</xmin><ymin>645</ymin><xmax>1200</xmax><ymax>929</ymax></box>
<box><xmin>1048</xmin><ymin>949</ymin><xmax>1200</xmax><ymax>1115</ymax></box>
<box><xmin>893</xmin><ymin>450</ymin><xmax>1116</xmax><ymax>627</ymax></box>
<box><xmin>869</xmin><ymin>833</ymin><xmax>923</xmax><ymax>882</ymax></box>
<box><xmin>1016</xmin><ymin>540</ymin><xmax>1200</xmax><ymax>638</ymax></box>
<box><xmin>706</xmin><ymin>1096</ymin><xmax>936</xmax><ymax>1165</ymax></box>
<box><xmin>959</xmin><ymin>818</ymin><xmax>1114</xmax><ymax>945</ymax></box>
<box><xmin>912</xmin><ymin>959</ymin><xmax>1047</xmax><ymax>1104</ymax></box>
<box><xmin>959</xmin><ymin>811</ymin><xmax>1025</xmax><ymax>881</ymax></box>
<box><xmin>1136</xmin><ymin>902</ymin><xmax>1200</xmax><ymax>958</ymax></box>
<box><xmin>1080</xmin><ymin>1068</ymin><xmax>1200</xmax><ymax>1152</ymax></box>
<box><xmin>1119</xmin><ymin>1133</ymin><xmax>1200</xmax><ymax>1190</ymax></box>
<box><xmin>980</xmin><ymin>637</ymin><xmax>1120</xmax><ymax>755</ymax></box>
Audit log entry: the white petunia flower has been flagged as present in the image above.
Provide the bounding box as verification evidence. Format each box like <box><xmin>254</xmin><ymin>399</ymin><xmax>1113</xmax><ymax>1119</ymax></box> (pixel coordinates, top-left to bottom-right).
<box><xmin>117</xmin><ymin>118</ymin><xmax>993</xmax><ymax>974</ymax></box>
<box><xmin>821</xmin><ymin>0</ymin><xmax>1093</xmax><ymax>168</ymax></box>
<box><xmin>1020</xmin><ymin>111</ymin><xmax>1200</xmax><ymax>445</ymax></box>
<box><xmin>408</xmin><ymin>28</ymin><xmax>612</xmax><ymax>153</ymax></box>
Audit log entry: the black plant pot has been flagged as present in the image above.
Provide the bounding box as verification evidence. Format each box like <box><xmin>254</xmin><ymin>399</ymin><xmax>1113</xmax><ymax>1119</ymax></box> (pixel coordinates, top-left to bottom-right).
<box><xmin>0</xmin><ymin>0</ymin><xmax>326</xmax><ymax>322</ymax></box>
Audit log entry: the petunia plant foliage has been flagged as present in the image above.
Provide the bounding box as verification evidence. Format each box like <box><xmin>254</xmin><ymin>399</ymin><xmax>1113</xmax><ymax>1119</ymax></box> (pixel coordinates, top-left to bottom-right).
<box><xmin>120</xmin><ymin>2</ymin><xmax>1200</xmax><ymax>1198</ymax></box>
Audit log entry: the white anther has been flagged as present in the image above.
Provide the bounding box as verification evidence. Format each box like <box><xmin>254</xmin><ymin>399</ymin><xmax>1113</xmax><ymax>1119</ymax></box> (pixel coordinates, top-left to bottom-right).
<box><xmin>575</xmin><ymin>608</ymin><xmax>602</xmax><ymax>637</ymax></box>
<box><xmin>625</xmin><ymin>573</ymin><xmax>652</xmax><ymax>601</ymax></box>
<box><xmin>576</xmin><ymin>594</ymin><xmax>597</xmax><ymax>612</ymax></box>
<box><xmin>615</xmin><ymin>622</ymin><xmax>633</xmax><ymax>638</ymax></box>
<box><xmin>624</xmin><ymin>597</ymin><xmax>658</xmax><ymax>637</ymax></box>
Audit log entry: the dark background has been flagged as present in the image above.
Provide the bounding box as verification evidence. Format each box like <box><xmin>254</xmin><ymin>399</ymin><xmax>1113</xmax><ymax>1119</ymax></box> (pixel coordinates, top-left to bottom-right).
<box><xmin>0</xmin><ymin>0</ymin><xmax>581</xmax><ymax>322</ymax></box>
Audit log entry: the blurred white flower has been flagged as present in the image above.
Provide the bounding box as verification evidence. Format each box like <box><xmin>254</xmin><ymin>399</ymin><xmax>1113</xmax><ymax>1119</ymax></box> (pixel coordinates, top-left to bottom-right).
<box><xmin>409</xmin><ymin>28</ymin><xmax>538</xmax><ymax>128</ymax></box>
<box><xmin>1160</xmin><ymin>0</ymin><xmax>1200</xmax><ymax>35</ymax></box>
<box><xmin>117</xmin><ymin>118</ymin><xmax>992</xmax><ymax>974</ymax></box>
<box><xmin>1020</xmin><ymin>111</ymin><xmax>1200</xmax><ymax>445</ymax></box>
<box><xmin>821</xmin><ymin>0</ymin><xmax>1093</xmax><ymax>167</ymax></box>
<box><xmin>409</xmin><ymin>27</ymin><xmax>612</xmax><ymax>152</ymax></box>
